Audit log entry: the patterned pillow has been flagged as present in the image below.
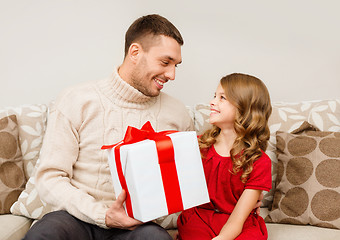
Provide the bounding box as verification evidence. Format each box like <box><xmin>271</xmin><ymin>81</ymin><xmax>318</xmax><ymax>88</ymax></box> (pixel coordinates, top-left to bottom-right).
<box><xmin>154</xmin><ymin>212</ymin><xmax>180</xmax><ymax>229</ymax></box>
<box><xmin>0</xmin><ymin>104</ymin><xmax>48</xmax><ymax>179</ymax></box>
<box><xmin>5</xmin><ymin>104</ymin><xmax>51</xmax><ymax>219</ymax></box>
<box><xmin>0</xmin><ymin>115</ymin><xmax>26</xmax><ymax>214</ymax></box>
<box><xmin>193</xmin><ymin>104</ymin><xmax>212</xmax><ymax>135</ymax></box>
<box><xmin>10</xmin><ymin>158</ymin><xmax>52</xmax><ymax>219</ymax></box>
<box><xmin>264</xmin><ymin>101</ymin><xmax>315</xmax><ymax>206</ymax></box>
<box><xmin>308</xmin><ymin>99</ymin><xmax>340</xmax><ymax>131</ymax></box>
<box><xmin>265</xmin><ymin>122</ymin><xmax>340</xmax><ymax>229</ymax></box>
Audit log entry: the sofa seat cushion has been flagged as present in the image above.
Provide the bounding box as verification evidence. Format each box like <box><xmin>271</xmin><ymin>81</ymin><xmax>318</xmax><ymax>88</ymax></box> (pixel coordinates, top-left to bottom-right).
<box><xmin>266</xmin><ymin>223</ymin><xmax>340</xmax><ymax>240</ymax></box>
<box><xmin>260</xmin><ymin>208</ymin><xmax>340</xmax><ymax>239</ymax></box>
<box><xmin>0</xmin><ymin>214</ymin><xmax>32</xmax><ymax>240</ymax></box>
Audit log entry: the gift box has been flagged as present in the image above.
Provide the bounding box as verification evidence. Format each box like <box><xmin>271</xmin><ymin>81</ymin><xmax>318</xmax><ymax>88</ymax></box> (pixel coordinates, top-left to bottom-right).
<box><xmin>102</xmin><ymin>121</ymin><xmax>210</xmax><ymax>222</ymax></box>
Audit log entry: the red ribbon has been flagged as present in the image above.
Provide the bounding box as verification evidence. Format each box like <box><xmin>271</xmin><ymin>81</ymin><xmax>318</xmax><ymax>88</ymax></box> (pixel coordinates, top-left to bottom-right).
<box><xmin>102</xmin><ymin>121</ymin><xmax>184</xmax><ymax>219</ymax></box>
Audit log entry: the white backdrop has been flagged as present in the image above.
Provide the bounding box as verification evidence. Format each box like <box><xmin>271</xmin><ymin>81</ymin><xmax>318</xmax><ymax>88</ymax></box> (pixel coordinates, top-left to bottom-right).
<box><xmin>1</xmin><ymin>0</ymin><xmax>339</xmax><ymax>108</ymax></box>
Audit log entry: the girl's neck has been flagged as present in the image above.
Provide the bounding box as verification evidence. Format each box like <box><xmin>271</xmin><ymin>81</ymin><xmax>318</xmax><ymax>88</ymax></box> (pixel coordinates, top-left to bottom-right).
<box><xmin>214</xmin><ymin>128</ymin><xmax>237</xmax><ymax>157</ymax></box>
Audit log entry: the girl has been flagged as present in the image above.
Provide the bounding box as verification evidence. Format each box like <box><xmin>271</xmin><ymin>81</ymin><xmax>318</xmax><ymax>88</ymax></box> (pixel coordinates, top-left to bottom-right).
<box><xmin>177</xmin><ymin>73</ymin><xmax>272</xmax><ymax>240</ymax></box>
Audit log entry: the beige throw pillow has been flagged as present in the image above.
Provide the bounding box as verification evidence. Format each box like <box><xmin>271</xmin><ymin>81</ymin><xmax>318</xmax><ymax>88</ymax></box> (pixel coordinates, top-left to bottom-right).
<box><xmin>10</xmin><ymin>158</ymin><xmax>52</xmax><ymax>219</ymax></box>
<box><xmin>0</xmin><ymin>104</ymin><xmax>48</xmax><ymax>180</ymax></box>
<box><xmin>265</xmin><ymin>122</ymin><xmax>340</xmax><ymax>229</ymax></box>
<box><xmin>308</xmin><ymin>99</ymin><xmax>340</xmax><ymax>131</ymax></box>
<box><xmin>0</xmin><ymin>115</ymin><xmax>26</xmax><ymax>214</ymax></box>
<box><xmin>265</xmin><ymin>101</ymin><xmax>316</xmax><ymax>207</ymax></box>
<box><xmin>5</xmin><ymin>104</ymin><xmax>51</xmax><ymax>219</ymax></box>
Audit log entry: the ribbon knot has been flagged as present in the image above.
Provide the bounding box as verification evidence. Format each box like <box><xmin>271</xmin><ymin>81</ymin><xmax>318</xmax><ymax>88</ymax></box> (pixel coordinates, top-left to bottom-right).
<box><xmin>101</xmin><ymin>121</ymin><xmax>176</xmax><ymax>150</ymax></box>
<box><xmin>123</xmin><ymin>121</ymin><xmax>156</xmax><ymax>143</ymax></box>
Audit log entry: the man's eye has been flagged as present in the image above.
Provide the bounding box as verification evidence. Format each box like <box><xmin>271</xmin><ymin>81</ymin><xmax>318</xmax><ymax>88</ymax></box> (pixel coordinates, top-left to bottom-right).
<box><xmin>162</xmin><ymin>61</ymin><xmax>169</xmax><ymax>65</ymax></box>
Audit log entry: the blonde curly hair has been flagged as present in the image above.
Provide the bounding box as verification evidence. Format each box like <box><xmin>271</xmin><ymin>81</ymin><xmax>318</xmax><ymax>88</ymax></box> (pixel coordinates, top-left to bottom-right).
<box><xmin>199</xmin><ymin>73</ymin><xmax>272</xmax><ymax>183</ymax></box>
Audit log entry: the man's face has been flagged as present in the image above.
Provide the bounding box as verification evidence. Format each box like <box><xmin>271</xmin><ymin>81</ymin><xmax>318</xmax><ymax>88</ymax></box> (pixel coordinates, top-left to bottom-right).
<box><xmin>130</xmin><ymin>35</ymin><xmax>182</xmax><ymax>97</ymax></box>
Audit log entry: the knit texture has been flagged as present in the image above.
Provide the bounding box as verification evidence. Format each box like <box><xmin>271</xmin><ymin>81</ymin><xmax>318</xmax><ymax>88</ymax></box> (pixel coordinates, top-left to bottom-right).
<box><xmin>36</xmin><ymin>68</ymin><xmax>194</xmax><ymax>228</ymax></box>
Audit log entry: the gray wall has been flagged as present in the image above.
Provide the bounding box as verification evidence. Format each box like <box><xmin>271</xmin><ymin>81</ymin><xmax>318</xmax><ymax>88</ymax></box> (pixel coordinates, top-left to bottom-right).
<box><xmin>1</xmin><ymin>0</ymin><xmax>339</xmax><ymax>108</ymax></box>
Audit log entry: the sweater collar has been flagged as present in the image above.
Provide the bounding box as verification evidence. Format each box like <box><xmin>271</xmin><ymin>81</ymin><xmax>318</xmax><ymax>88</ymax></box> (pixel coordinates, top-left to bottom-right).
<box><xmin>98</xmin><ymin>67</ymin><xmax>157</xmax><ymax>109</ymax></box>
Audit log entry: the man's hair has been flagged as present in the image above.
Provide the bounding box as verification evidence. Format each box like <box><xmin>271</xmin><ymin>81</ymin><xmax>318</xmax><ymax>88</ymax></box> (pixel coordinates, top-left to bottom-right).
<box><xmin>124</xmin><ymin>14</ymin><xmax>184</xmax><ymax>57</ymax></box>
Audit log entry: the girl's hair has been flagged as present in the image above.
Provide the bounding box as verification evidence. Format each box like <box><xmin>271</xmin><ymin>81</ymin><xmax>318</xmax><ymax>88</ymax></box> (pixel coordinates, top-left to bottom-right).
<box><xmin>199</xmin><ymin>73</ymin><xmax>272</xmax><ymax>182</ymax></box>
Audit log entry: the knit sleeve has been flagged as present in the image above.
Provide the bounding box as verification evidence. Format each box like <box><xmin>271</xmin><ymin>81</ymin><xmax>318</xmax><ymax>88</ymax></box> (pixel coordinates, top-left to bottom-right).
<box><xmin>35</xmin><ymin>88</ymin><xmax>108</xmax><ymax>228</ymax></box>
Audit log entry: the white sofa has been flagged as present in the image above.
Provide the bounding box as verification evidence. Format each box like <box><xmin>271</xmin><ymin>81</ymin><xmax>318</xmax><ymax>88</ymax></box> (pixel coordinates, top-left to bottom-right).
<box><xmin>1</xmin><ymin>99</ymin><xmax>340</xmax><ymax>240</ymax></box>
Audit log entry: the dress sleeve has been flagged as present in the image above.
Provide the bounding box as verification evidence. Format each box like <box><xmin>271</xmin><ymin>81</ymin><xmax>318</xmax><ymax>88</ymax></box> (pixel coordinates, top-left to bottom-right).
<box><xmin>35</xmin><ymin>91</ymin><xmax>108</xmax><ymax>228</ymax></box>
<box><xmin>245</xmin><ymin>152</ymin><xmax>272</xmax><ymax>191</ymax></box>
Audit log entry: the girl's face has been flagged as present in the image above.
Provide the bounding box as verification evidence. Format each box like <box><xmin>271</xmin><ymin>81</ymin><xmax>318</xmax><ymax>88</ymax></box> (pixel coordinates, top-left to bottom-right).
<box><xmin>209</xmin><ymin>83</ymin><xmax>237</xmax><ymax>130</ymax></box>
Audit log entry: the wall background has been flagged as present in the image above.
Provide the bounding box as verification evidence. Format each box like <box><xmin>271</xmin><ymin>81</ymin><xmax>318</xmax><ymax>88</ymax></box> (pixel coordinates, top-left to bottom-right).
<box><xmin>1</xmin><ymin>0</ymin><xmax>339</xmax><ymax>108</ymax></box>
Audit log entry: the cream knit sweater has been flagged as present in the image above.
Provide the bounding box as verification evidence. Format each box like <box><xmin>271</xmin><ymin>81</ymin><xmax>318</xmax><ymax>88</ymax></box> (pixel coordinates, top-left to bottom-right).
<box><xmin>36</xmin><ymin>68</ymin><xmax>194</xmax><ymax>228</ymax></box>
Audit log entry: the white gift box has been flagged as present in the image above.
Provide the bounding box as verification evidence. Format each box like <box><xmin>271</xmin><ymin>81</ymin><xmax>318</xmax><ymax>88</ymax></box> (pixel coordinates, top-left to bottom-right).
<box><xmin>105</xmin><ymin>130</ymin><xmax>210</xmax><ymax>222</ymax></box>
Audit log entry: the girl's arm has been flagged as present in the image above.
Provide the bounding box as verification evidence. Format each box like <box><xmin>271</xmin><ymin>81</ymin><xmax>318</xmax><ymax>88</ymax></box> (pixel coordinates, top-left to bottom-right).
<box><xmin>212</xmin><ymin>189</ymin><xmax>262</xmax><ymax>240</ymax></box>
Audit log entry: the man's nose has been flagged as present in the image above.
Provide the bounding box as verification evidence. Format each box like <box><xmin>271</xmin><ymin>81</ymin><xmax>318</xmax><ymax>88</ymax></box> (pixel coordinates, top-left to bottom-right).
<box><xmin>165</xmin><ymin>66</ymin><xmax>176</xmax><ymax>81</ymax></box>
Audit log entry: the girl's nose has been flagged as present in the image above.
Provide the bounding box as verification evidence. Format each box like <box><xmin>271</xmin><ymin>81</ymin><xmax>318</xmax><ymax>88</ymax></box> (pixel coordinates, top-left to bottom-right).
<box><xmin>210</xmin><ymin>98</ymin><xmax>216</xmax><ymax>106</ymax></box>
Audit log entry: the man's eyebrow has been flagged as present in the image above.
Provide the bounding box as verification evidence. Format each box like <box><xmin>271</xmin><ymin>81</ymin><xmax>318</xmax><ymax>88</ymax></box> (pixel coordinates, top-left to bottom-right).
<box><xmin>163</xmin><ymin>55</ymin><xmax>182</xmax><ymax>64</ymax></box>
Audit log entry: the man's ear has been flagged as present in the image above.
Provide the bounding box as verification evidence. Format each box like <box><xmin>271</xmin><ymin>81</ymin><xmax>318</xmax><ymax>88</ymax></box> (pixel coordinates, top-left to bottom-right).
<box><xmin>128</xmin><ymin>43</ymin><xmax>142</xmax><ymax>63</ymax></box>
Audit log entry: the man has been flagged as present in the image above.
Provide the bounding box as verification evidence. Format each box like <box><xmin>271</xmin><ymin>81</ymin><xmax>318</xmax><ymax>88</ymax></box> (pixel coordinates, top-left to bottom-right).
<box><xmin>24</xmin><ymin>14</ymin><xmax>193</xmax><ymax>240</ymax></box>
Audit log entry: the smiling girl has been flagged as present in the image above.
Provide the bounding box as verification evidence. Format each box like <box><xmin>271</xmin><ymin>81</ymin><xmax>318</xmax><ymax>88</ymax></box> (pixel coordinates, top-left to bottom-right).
<box><xmin>177</xmin><ymin>73</ymin><xmax>272</xmax><ymax>240</ymax></box>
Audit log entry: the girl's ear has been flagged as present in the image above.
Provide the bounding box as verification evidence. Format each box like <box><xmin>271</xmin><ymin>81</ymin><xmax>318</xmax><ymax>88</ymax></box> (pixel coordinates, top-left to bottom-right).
<box><xmin>128</xmin><ymin>43</ymin><xmax>142</xmax><ymax>63</ymax></box>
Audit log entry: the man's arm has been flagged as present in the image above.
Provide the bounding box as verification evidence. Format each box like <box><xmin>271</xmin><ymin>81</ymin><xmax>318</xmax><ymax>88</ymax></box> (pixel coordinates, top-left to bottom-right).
<box><xmin>35</xmin><ymin>106</ymin><xmax>109</xmax><ymax>227</ymax></box>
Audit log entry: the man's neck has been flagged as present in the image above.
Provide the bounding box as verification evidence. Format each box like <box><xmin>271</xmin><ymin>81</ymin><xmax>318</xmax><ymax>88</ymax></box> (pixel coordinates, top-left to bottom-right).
<box><xmin>117</xmin><ymin>62</ymin><xmax>132</xmax><ymax>86</ymax></box>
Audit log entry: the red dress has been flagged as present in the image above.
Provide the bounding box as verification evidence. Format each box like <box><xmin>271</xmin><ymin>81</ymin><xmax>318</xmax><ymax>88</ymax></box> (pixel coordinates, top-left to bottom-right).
<box><xmin>177</xmin><ymin>146</ymin><xmax>272</xmax><ymax>240</ymax></box>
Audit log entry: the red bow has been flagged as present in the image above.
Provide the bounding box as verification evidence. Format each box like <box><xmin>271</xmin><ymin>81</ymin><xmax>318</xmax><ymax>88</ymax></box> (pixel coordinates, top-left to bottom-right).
<box><xmin>101</xmin><ymin>121</ymin><xmax>176</xmax><ymax>149</ymax></box>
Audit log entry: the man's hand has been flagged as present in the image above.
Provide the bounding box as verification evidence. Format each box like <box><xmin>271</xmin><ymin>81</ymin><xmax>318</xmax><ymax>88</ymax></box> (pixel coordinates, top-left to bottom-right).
<box><xmin>105</xmin><ymin>190</ymin><xmax>142</xmax><ymax>230</ymax></box>
<box><xmin>254</xmin><ymin>191</ymin><xmax>264</xmax><ymax>215</ymax></box>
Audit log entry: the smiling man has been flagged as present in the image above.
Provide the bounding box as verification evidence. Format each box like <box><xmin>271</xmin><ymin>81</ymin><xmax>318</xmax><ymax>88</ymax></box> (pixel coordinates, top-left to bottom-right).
<box><xmin>23</xmin><ymin>14</ymin><xmax>193</xmax><ymax>240</ymax></box>
<box><xmin>120</xmin><ymin>22</ymin><xmax>183</xmax><ymax>97</ymax></box>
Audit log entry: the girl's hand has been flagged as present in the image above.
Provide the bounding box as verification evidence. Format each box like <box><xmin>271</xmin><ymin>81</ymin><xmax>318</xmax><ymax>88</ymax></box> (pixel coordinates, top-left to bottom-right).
<box><xmin>212</xmin><ymin>236</ymin><xmax>224</xmax><ymax>240</ymax></box>
<box><xmin>173</xmin><ymin>230</ymin><xmax>179</xmax><ymax>240</ymax></box>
